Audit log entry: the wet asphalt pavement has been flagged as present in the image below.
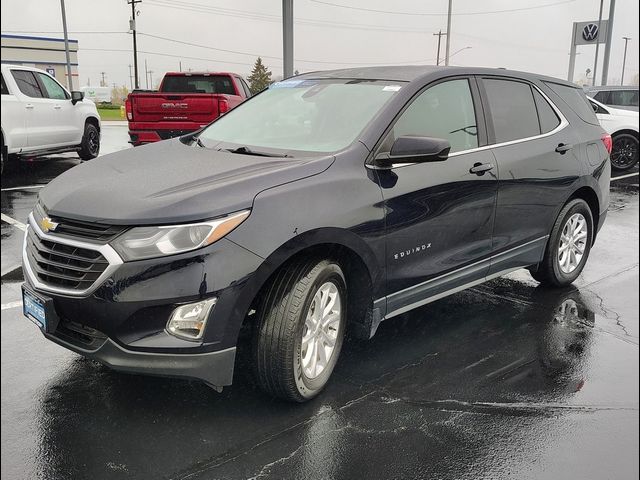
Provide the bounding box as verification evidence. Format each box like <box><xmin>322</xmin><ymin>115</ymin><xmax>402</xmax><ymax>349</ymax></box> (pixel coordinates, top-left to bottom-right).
<box><xmin>1</xmin><ymin>124</ymin><xmax>638</xmax><ymax>480</ymax></box>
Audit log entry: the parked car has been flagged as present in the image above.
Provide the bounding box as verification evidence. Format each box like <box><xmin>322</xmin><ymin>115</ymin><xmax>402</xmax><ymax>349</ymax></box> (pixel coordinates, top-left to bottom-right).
<box><xmin>588</xmin><ymin>96</ymin><xmax>639</xmax><ymax>171</ymax></box>
<box><xmin>22</xmin><ymin>66</ymin><xmax>610</xmax><ymax>402</ymax></box>
<box><xmin>584</xmin><ymin>85</ymin><xmax>639</xmax><ymax>112</ymax></box>
<box><xmin>1</xmin><ymin>64</ymin><xmax>101</xmax><ymax>174</ymax></box>
<box><xmin>125</xmin><ymin>72</ymin><xmax>250</xmax><ymax>146</ymax></box>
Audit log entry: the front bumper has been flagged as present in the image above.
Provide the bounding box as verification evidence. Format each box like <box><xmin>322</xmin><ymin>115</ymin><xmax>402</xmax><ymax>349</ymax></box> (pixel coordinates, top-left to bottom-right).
<box><xmin>42</xmin><ymin>316</ymin><xmax>236</xmax><ymax>387</ymax></box>
<box><xmin>22</xmin><ymin>216</ymin><xmax>265</xmax><ymax>387</ymax></box>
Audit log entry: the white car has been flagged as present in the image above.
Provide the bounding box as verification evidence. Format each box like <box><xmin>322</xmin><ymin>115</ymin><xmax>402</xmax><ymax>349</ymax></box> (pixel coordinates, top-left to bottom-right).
<box><xmin>1</xmin><ymin>64</ymin><xmax>101</xmax><ymax>173</ymax></box>
<box><xmin>588</xmin><ymin>97</ymin><xmax>639</xmax><ymax>171</ymax></box>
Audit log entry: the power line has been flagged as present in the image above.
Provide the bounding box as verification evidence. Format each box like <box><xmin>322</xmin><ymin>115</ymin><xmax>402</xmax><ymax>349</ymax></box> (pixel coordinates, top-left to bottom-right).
<box><xmin>144</xmin><ymin>0</ymin><xmax>428</xmax><ymax>33</ymax></box>
<box><xmin>137</xmin><ymin>32</ymin><xmax>433</xmax><ymax>65</ymax></box>
<box><xmin>308</xmin><ymin>0</ymin><xmax>576</xmax><ymax>16</ymax></box>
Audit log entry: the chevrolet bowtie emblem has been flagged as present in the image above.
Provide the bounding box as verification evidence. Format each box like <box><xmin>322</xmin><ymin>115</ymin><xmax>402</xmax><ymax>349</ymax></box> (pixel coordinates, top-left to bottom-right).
<box><xmin>40</xmin><ymin>217</ymin><xmax>59</xmax><ymax>233</ymax></box>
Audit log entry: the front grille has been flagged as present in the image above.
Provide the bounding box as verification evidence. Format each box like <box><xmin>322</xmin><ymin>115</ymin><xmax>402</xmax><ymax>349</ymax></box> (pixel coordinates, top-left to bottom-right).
<box><xmin>26</xmin><ymin>227</ymin><xmax>109</xmax><ymax>290</ymax></box>
<box><xmin>34</xmin><ymin>203</ymin><xmax>126</xmax><ymax>242</ymax></box>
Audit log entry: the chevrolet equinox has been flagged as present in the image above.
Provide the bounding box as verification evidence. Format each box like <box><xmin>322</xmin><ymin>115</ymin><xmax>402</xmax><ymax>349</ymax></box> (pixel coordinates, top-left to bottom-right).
<box><xmin>22</xmin><ymin>66</ymin><xmax>611</xmax><ymax>402</ymax></box>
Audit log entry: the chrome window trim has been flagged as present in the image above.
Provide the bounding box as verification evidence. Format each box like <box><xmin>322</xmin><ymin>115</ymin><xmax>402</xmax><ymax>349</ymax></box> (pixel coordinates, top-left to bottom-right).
<box><xmin>367</xmin><ymin>82</ymin><xmax>569</xmax><ymax>170</ymax></box>
<box><xmin>22</xmin><ymin>212</ymin><xmax>123</xmax><ymax>297</ymax></box>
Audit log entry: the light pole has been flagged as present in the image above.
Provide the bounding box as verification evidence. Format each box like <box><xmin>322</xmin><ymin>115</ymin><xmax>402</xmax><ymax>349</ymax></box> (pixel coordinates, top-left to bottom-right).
<box><xmin>128</xmin><ymin>0</ymin><xmax>141</xmax><ymax>89</ymax></box>
<box><xmin>621</xmin><ymin>37</ymin><xmax>631</xmax><ymax>85</ymax></box>
<box><xmin>444</xmin><ymin>0</ymin><xmax>453</xmax><ymax>66</ymax></box>
<box><xmin>60</xmin><ymin>0</ymin><xmax>73</xmax><ymax>90</ymax></box>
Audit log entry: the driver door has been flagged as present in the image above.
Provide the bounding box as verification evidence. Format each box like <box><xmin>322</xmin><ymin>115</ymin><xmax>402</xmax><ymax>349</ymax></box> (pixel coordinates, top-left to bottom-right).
<box><xmin>376</xmin><ymin>77</ymin><xmax>498</xmax><ymax>317</ymax></box>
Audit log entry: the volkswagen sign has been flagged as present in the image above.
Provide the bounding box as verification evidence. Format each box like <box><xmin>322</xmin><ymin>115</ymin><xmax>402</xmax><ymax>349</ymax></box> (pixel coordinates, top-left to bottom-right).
<box><xmin>582</xmin><ymin>23</ymin><xmax>599</xmax><ymax>42</ymax></box>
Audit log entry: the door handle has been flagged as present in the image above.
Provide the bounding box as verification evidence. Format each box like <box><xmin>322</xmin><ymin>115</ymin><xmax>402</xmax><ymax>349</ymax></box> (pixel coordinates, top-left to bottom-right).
<box><xmin>469</xmin><ymin>162</ymin><xmax>494</xmax><ymax>176</ymax></box>
<box><xmin>555</xmin><ymin>143</ymin><xmax>573</xmax><ymax>154</ymax></box>
<box><xmin>25</xmin><ymin>104</ymin><xmax>34</xmax><ymax>109</ymax></box>
<box><xmin>54</xmin><ymin>105</ymin><xmax>62</xmax><ymax>110</ymax></box>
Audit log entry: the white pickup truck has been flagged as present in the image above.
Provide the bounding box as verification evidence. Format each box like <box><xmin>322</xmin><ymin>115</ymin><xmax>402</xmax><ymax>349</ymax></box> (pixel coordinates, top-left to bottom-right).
<box><xmin>1</xmin><ymin>64</ymin><xmax>101</xmax><ymax>173</ymax></box>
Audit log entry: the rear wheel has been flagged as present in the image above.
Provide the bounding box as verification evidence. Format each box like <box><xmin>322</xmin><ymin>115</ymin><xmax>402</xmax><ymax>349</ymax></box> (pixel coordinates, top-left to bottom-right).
<box><xmin>610</xmin><ymin>133</ymin><xmax>639</xmax><ymax>171</ymax></box>
<box><xmin>529</xmin><ymin>199</ymin><xmax>593</xmax><ymax>288</ymax></box>
<box><xmin>252</xmin><ymin>259</ymin><xmax>346</xmax><ymax>402</ymax></box>
<box><xmin>78</xmin><ymin>122</ymin><xmax>100</xmax><ymax>160</ymax></box>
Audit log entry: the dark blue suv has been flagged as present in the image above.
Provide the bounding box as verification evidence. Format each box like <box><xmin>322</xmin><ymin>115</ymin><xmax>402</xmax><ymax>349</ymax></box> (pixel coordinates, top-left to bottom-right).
<box><xmin>22</xmin><ymin>66</ymin><xmax>611</xmax><ymax>401</ymax></box>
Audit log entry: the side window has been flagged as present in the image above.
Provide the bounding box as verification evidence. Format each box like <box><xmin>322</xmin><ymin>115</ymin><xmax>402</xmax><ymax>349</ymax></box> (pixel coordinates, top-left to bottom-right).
<box><xmin>544</xmin><ymin>81</ymin><xmax>599</xmax><ymax>125</ymax></box>
<box><xmin>593</xmin><ymin>90</ymin><xmax>610</xmax><ymax>104</ymax></box>
<box><xmin>589</xmin><ymin>99</ymin><xmax>608</xmax><ymax>115</ymax></box>
<box><xmin>1</xmin><ymin>74</ymin><xmax>9</xmax><ymax>95</ymax></box>
<box><xmin>532</xmin><ymin>88</ymin><xmax>561</xmax><ymax>133</ymax></box>
<box><xmin>11</xmin><ymin>70</ymin><xmax>43</xmax><ymax>98</ymax></box>
<box><xmin>609</xmin><ymin>89</ymin><xmax>639</xmax><ymax>107</ymax></box>
<box><xmin>380</xmin><ymin>79</ymin><xmax>478</xmax><ymax>154</ymax></box>
<box><xmin>37</xmin><ymin>73</ymin><xmax>69</xmax><ymax>100</ymax></box>
<box><xmin>483</xmin><ymin>79</ymin><xmax>540</xmax><ymax>143</ymax></box>
<box><xmin>239</xmin><ymin>77</ymin><xmax>252</xmax><ymax>97</ymax></box>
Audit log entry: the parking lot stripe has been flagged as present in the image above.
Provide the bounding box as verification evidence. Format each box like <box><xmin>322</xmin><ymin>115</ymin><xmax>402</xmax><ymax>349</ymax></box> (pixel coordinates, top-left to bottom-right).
<box><xmin>1</xmin><ymin>185</ymin><xmax>45</xmax><ymax>192</ymax></box>
<box><xmin>611</xmin><ymin>172</ymin><xmax>639</xmax><ymax>181</ymax></box>
<box><xmin>0</xmin><ymin>213</ymin><xmax>26</xmax><ymax>231</ymax></box>
<box><xmin>1</xmin><ymin>300</ymin><xmax>22</xmax><ymax>311</ymax></box>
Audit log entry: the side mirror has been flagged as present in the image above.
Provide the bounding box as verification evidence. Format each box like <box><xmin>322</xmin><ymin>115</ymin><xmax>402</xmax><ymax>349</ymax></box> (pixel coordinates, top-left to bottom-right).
<box><xmin>375</xmin><ymin>135</ymin><xmax>451</xmax><ymax>168</ymax></box>
<box><xmin>71</xmin><ymin>91</ymin><xmax>84</xmax><ymax>105</ymax></box>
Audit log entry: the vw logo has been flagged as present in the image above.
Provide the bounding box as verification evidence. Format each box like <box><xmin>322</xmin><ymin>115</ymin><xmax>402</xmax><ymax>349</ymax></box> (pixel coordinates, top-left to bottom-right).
<box><xmin>582</xmin><ymin>23</ymin><xmax>599</xmax><ymax>42</ymax></box>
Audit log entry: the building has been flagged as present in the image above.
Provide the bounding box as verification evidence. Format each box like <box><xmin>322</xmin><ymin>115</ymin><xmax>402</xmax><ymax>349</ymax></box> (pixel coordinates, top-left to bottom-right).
<box><xmin>0</xmin><ymin>34</ymin><xmax>79</xmax><ymax>89</ymax></box>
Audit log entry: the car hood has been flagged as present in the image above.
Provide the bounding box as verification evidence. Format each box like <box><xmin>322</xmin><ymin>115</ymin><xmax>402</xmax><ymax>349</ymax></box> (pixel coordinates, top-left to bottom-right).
<box><xmin>39</xmin><ymin>139</ymin><xmax>334</xmax><ymax>225</ymax></box>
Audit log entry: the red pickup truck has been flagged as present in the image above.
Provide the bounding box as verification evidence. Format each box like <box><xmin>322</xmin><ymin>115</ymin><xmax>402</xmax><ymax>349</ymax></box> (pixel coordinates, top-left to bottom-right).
<box><xmin>125</xmin><ymin>72</ymin><xmax>251</xmax><ymax>146</ymax></box>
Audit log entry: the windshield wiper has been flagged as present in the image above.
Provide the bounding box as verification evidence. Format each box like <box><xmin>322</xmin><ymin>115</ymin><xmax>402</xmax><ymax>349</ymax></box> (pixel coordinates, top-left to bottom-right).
<box><xmin>194</xmin><ymin>136</ymin><xmax>207</xmax><ymax>148</ymax></box>
<box><xmin>223</xmin><ymin>146</ymin><xmax>291</xmax><ymax>158</ymax></box>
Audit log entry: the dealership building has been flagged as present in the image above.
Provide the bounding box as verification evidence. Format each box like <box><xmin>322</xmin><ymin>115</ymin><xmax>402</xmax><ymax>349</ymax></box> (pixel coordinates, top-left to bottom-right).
<box><xmin>0</xmin><ymin>34</ymin><xmax>79</xmax><ymax>89</ymax></box>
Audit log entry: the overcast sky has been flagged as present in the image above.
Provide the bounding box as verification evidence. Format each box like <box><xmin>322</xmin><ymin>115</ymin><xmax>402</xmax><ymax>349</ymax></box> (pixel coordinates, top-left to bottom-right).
<box><xmin>1</xmin><ymin>0</ymin><xmax>638</xmax><ymax>89</ymax></box>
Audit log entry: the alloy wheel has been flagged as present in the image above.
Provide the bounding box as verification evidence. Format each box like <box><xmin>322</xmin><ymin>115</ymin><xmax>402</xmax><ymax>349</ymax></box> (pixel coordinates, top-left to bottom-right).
<box><xmin>558</xmin><ymin>213</ymin><xmax>588</xmax><ymax>274</ymax></box>
<box><xmin>301</xmin><ymin>281</ymin><xmax>342</xmax><ymax>379</ymax></box>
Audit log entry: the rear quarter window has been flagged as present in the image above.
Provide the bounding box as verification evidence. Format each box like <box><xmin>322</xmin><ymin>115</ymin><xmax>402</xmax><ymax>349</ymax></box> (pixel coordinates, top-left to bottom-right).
<box><xmin>544</xmin><ymin>81</ymin><xmax>599</xmax><ymax>125</ymax></box>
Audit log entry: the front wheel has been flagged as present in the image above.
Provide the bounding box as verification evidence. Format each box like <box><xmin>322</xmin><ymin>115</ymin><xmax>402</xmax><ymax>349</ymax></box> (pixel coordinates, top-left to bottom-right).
<box><xmin>529</xmin><ymin>199</ymin><xmax>593</xmax><ymax>288</ymax></box>
<box><xmin>252</xmin><ymin>259</ymin><xmax>346</xmax><ymax>402</ymax></box>
<box><xmin>610</xmin><ymin>133</ymin><xmax>639</xmax><ymax>172</ymax></box>
<box><xmin>78</xmin><ymin>123</ymin><xmax>100</xmax><ymax>160</ymax></box>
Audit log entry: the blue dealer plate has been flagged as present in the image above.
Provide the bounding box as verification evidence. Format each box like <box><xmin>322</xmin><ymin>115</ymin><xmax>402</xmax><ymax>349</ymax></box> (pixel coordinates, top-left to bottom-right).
<box><xmin>23</xmin><ymin>289</ymin><xmax>46</xmax><ymax>330</ymax></box>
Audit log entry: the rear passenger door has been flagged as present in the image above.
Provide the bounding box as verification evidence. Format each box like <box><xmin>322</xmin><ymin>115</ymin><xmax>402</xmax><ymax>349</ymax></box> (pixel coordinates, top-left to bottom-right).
<box><xmin>478</xmin><ymin>77</ymin><xmax>578</xmax><ymax>276</ymax></box>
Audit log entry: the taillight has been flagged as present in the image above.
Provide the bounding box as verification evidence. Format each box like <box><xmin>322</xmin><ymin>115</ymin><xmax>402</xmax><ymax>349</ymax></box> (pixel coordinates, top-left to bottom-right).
<box><xmin>218</xmin><ymin>98</ymin><xmax>229</xmax><ymax>115</ymax></box>
<box><xmin>125</xmin><ymin>98</ymin><xmax>133</xmax><ymax>121</ymax></box>
<box><xmin>602</xmin><ymin>133</ymin><xmax>613</xmax><ymax>154</ymax></box>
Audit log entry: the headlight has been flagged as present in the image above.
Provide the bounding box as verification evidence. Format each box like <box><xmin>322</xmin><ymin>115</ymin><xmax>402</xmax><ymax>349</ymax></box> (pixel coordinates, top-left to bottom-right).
<box><xmin>111</xmin><ymin>210</ymin><xmax>250</xmax><ymax>261</ymax></box>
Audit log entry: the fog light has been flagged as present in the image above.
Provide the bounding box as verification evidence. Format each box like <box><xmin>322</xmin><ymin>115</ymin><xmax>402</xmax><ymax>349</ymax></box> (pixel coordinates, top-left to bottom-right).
<box><xmin>166</xmin><ymin>298</ymin><xmax>217</xmax><ymax>341</ymax></box>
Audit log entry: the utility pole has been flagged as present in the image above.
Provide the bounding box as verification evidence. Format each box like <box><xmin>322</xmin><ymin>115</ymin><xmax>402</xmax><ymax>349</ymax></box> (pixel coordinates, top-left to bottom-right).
<box><xmin>434</xmin><ymin>30</ymin><xmax>445</xmax><ymax>65</ymax></box>
<box><xmin>444</xmin><ymin>0</ymin><xmax>452</xmax><ymax>66</ymax></box>
<box><xmin>282</xmin><ymin>0</ymin><xmax>294</xmax><ymax>78</ymax></box>
<box><xmin>601</xmin><ymin>0</ymin><xmax>616</xmax><ymax>85</ymax></box>
<box><xmin>592</xmin><ymin>0</ymin><xmax>604</xmax><ymax>86</ymax></box>
<box><xmin>128</xmin><ymin>64</ymin><xmax>133</xmax><ymax>89</ymax></box>
<box><xmin>128</xmin><ymin>0</ymin><xmax>142</xmax><ymax>89</ymax></box>
<box><xmin>149</xmin><ymin>70</ymin><xmax>154</xmax><ymax>89</ymax></box>
<box><xmin>144</xmin><ymin>59</ymin><xmax>148</xmax><ymax>89</ymax></box>
<box><xmin>60</xmin><ymin>0</ymin><xmax>74</xmax><ymax>90</ymax></box>
<box><xmin>621</xmin><ymin>36</ymin><xmax>631</xmax><ymax>84</ymax></box>
<box><xmin>100</xmin><ymin>71</ymin><xmax>106</xmax><ymax>87</ymax></box>
<box><xmin>179</xmin><ymin>61</ymin><xmax>182</xmax><ymax>72</ymax></box>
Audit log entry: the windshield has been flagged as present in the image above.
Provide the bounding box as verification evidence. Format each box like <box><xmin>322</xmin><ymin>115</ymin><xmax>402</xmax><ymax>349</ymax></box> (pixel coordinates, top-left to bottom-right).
<box><xmin>198</xmin><ymin>79</ymin><xmax>404</xmax><ymax>153</ymax></box>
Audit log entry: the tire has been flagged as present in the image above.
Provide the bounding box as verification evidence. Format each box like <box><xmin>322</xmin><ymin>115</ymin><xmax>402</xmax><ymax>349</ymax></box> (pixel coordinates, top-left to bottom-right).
<box><xmin>529</xmin><ymin>199</ymin><xmax>593</xmax><ymax>288</ymax></box>
<box><xmin>252</xmin><ymin>259</ymin><xmax>347</xmax><ymax>402</ymax></box>
<box><xmin>610</xmin><ymin>133</ymin><xmax>639</xmax><ymax>172</ymax></box>
<box><xmin>78</xmin><ymin>122</ymin><xmax>100</xmax><ymax>160</ymax></box>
